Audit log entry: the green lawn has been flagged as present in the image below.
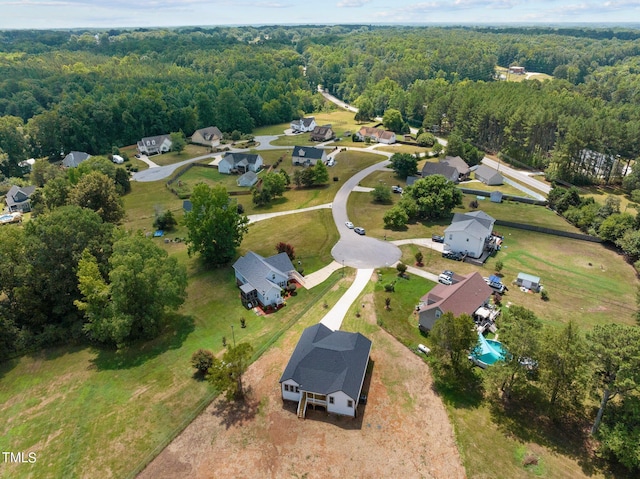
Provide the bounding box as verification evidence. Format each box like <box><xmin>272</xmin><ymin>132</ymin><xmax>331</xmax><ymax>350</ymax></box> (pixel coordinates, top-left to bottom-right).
<box><xmin>237</xmin><ymin>149</ymin><xmax>387</xmax><ymax>215</ymax></box>
<box><xmin>462</xmin><ymin>178</ymin><xmax>535</xmax><ymax>198</ymax></box>
<box><xmin>0</xmin><ymin>252</ymin><xmax>345</xmax><ymax>479</ymax></box>
<box><xmin>174</xmin><ymin>165</ymin><xmax>250</xmax><ymax>195</ymax></box>
<box><xmin>240</xmin><ymin>209</ymin><xmax>339</xmax><ymax>275</ymax></box>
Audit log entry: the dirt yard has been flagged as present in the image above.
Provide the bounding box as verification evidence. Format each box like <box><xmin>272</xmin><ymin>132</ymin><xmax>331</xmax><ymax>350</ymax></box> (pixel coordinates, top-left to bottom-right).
<box><xmin>139</xmin><ymin>317</ymin><xmax>465</xmax><ymax>479</ymax></box>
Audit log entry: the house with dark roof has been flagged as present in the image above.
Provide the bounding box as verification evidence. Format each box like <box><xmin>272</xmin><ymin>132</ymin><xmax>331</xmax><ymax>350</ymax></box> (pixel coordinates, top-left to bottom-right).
<box><xmin>280</xmin><ymin>323</ymin><xmax>371</xmax><ymax>418</ymax></box>
<box><xmin>137</xmin><ymin>134</ymin><xmax>172</xmax><ymax>155</ymax></box>
<box><xmin>291</xmin><ymin>117</ymin><xmax>316</xmax><ymax>133</ymax></box>
<box><xmin>356</xmin><ymin>127</ymin><xmax>396</xmax><ymax>144</ymax></box>
<box><xmin>418</xmin><ymin>272</ymin><xmax>492</xmax><ymax>332</ymax></box>
<box><xmin>191</xmin><ymin>126</ymin><xmax>223</xmax><ymax>148</ymax></box>
<box><xmin>62</xmin><ymin>151</ymin><xmax>91</xmax><ymax>168</ymax></box>
<box><xmin>292</xmin><ymin>146</ymin><xmax>327</xmax><ymax>166</ymax></box>
<box><xmin>310</xmin><ymin>125</ymin><xmax>334</xmax><ymax>142</ymax></box>
<box><xmin>218</xmin><ymin>153</ymin><xmax>263</xmax><ymax>175</ymax></box>
<box><xmin>232</xmin><ymin>251</ymin><xmax>303</xmax><ymax>308</ymax></box>
<box><xmin>441</xmin><ymin>156</ymin><xmax>470</xmax><ymax>181</ymax></box>
<box><xmin>444</xmin><ymin>211</ymin><xmax>496</xmax><ymax>259</ymax></box>
<box><xmin>5</xmin><ymin>185</ymin><xmax>36</xmax><ymax>213</ymax></box>
<box><xmin>421</xmin><ymin>162</ymin><xmax>459</xmax><ymax>183</ymax></box>
<box><xmin>474</xmin><ymin>165</ymin><xmax>503</xmax><ymax>186</ymax></box>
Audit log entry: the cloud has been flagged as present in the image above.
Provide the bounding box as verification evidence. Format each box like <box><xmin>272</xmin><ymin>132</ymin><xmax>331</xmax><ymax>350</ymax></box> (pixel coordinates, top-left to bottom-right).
<box><xmin>337</xmin><ymin>0</ymin><xmax>371</xmax><ymax>7</ymax></box>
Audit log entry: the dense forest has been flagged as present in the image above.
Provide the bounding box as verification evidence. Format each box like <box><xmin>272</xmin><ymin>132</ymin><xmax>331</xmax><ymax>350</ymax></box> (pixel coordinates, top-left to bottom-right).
<box><xmin>1</xmin><ymin>25</ymin><xmax>640</xmax><ymax>185</ymax></box>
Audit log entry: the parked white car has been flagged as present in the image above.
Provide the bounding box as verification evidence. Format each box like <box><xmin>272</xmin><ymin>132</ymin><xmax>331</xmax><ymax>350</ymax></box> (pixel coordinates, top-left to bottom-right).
<box><xmin>418</xmin><ymin>344</ymin><xmax>431</xmax><ymax>355</ymax></box>
<box><xmin>345</xmin><ymin>221</ymin><xmax>354</xmax><ymax>229</ymax></box>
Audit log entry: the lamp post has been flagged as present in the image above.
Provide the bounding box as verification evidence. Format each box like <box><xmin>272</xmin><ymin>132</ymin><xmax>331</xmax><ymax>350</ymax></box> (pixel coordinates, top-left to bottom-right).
<box><xmin>231</xmin><ymin>324</ymin><xmax>236</xmax><ymax>348</ymax></box>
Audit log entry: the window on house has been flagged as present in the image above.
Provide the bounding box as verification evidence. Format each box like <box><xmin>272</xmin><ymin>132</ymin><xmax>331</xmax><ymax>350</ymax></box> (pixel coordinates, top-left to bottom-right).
<box><xmin>435</xmin><ymin>310</ymin><xmax>441</xmax><ymax>318</ymax></box>
<box><xmin>284</xmin><ymin>384</ymin><xmax>289</xmax><ymax>392</ymax></box>
<box><xmin>466</xmin><ymin>238</ymin><xmax>469</xmax><ymax>242</ymax></box>
<box><xmin>329</xmin><ymin>396</ymin><xmax>334</xmax><ymax>404</ymax></box>
<box><xmin>449</xmin><ymin>235</ymin><xmax>453</xmax><ymax>240</ymax></box>
<box><xmin>295</xmin><ymin>386</ymin><xmax>299</xmax><ymax>393</ymax></box>
<box><xmin>347</xmin><ymin>400</ymin><xmax>353</xmax><ymax>408</ymax></box>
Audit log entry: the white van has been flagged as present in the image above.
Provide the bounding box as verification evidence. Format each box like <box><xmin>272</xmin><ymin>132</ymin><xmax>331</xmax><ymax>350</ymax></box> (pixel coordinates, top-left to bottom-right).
<box><xmin>438</xmin><ymin>273</ymin><xmax>453</xmax><ymax>285</ymax></box>
<box><xmin>418</xmin><ymin>344</ymin><xmax>431</xmax><ymax>355</ymax></box>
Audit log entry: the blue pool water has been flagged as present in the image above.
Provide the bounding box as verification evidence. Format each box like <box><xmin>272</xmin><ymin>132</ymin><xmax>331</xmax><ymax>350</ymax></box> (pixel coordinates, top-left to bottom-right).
<box><xmin>472</xmin><ymin>333</ymin><xmax>508</xmax><ymax>366</ymax></box>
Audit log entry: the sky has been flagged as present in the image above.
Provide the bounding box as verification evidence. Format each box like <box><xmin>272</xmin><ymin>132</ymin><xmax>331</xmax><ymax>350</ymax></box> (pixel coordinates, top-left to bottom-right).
<box><xmin>1</xmin><ymin>0</ymin><xmax>640</xmax><ymax>30</ymax></box>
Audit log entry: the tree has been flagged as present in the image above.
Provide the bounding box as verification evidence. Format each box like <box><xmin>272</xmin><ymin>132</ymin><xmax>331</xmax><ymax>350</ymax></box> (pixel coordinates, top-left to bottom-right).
<box><xmin>396</xmin><ymin>262</ymin><xmax>407</xmax><ymax>275</ymax></box>
<box><xmin>68</xmin><ymin>171</ymin><xmax>125</xmax><ymax>224</ymax></box>
<box><xmin>538</xmin><ymin>321</ymin><xmax>589</xmax><ymax>415</ymax></box>
<box><xmin>76</xmin><ymin>233</ymin><xmax>187</xmax><ymax>347</ymax></box>
<box><xmin>208</xmin><ymin>342</ymin><xmax>254</xmax><ymax>401</ymax></box>
<box><xmin>598</xmin><ymin>212</ymin><xmax>635</xmax><ymax>243</ymax></box>
<box><xmin>416</xmin><ymin>132</ymin><xmax>436</xmax><ymax>147</ymax></box>
<box><xmin>383</xmin><ymin>205</ymin><xmax>409</xmax><ymax>229</ymax></box>
<box><xmin>170</xmin><ymin>131</ymin><xmax>187</xmax><ymax>153</ymax></box>
<box><xmin>293</xmin><ymin>168</ymin><xmax>315</xmax><ymax>188</ymax></box>
<box><xmin>153</xmin><ymin>209</ymin><xmax>177</xmax><ymax>231</ymax></box>
<box><xmin>445</xmin><ymin>131</ymin><xmax>465</xmax><ymax>157</ymax></box>
<box><xmin>597</xmin><ymin>395</ymin><xmax>640</xmax><ymax>472</ymax></box>
<box><xmin>587</xmin><ymin>323</ymin><xmax>640</xmax><ymax>435</ymax></box>
<box><xmin>495</xmin><ymin>260</ymin><xmax>504</xmax><ymax>273</ymax></box>
<box><xmin>403</xmin><ymin>176</ymin><xmax>462</xmax><ymax>220</ymax></box>
<box><xmin>491</xmin><ymin>306</ymin><xmax>542</xmax><ymax>399</ymax></box>
<box><xmin>184</xmin><ymin>184</ymin><xmax>249</xmax><ymax>266</ymax></box>
<box><xmin>382</xmin><ymin>108</ymin><xmax>404</xmax><ymax>133</ymax></box>
<box><xmin>191</xmin><ymin>349</ymin><xmax>214</xmax><ymax>375</ymax></box>
<box><xmin>16</xmin><ymin>206</ymin><xmax>113</xmax><ymax>334</ymax></box>
<box><xmin>389</xmin><ymin>153</ymin><xmax>418</xmax><ymax>179</ymax></box>
<box><xmin>431</xmin><ymin>142</ymin><xmax>444</xmax><ymax>157</ymax></box>
<box><xmin>114</xmin><ymin>167</ymin><xmax>131</xmax><ymax>195</ymax></box>
<box><xmin>415</xmin><ymin>251</ymin><xmax>424</xmax><ymax>266</ymax></box>
<box><xmin>41</xmin><ymin>176</ymin><xmax>70</xmax><ymax>210</ymax></box>
<box><xmin>430</xmin><ymin>312</ymin><xmax>476</xmax><ymax>372</ymax></box>
<box><xmin>275</xmin><ymin>242</ymin><xmax>295</xmax><ymax>260</ymax></box>
<box><xmin>616</xmin><ymin>229</ymin><xmax>640</xmax><ymax>261</ymax></box>
<box><xmin>313</xmin><ymin>160</ymin><xmax>329</xmax><ymax>185</ymax></box>
<box><xmin>371</xmin><ymin>184</ymin><xmax>392</xmax><ymax>204</ymax></box>
<box><xmin>253</xmin><ymin>171</ymin><xmax>286</xmax><ymax>206</ymax></box>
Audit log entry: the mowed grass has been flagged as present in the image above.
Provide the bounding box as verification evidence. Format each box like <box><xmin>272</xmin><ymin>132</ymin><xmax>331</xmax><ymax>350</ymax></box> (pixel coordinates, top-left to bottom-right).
<box><xmin>177</xmin><ymin>165</ymin><xmax>249</xmax><ymax>194</ymax></box>
<box><xmin>236</xmin><ymin>149</ymin><xmax>387</xmax><ymax>215</ymax></box>
<box><xmin>240</xmin><ymin>209</ymin><xmax>338</xmax><ymax>275</ymax></box>
<box><xmin>253</xmin><ymin>108</ymin><xmax>374</xmax><ymax>139</ymax></box>
<box><xmin>0</xmin><ymin>251</ymin><xmax>344</xmax><ymax>479</ymax></box>
<box><xmin>461</xmin><ymin>178</ymin><xmax>536</xmax><ymax>198</ymax></box>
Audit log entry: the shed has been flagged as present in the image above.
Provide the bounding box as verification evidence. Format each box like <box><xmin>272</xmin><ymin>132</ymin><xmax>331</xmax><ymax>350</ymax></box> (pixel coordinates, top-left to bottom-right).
<box><xmin>516</xmin><ymin>272</ymin><xmax>541</xmax><ymax>292</ymax></box>
<box><xmin>237</xmin><ymin>171</ymin><xmax>258</xmax><ymax>187</ymax></box>
<box><xmin>490</xmin><ymin>191</ymin><xmax>503</xmax><ymax>203</ymax></box>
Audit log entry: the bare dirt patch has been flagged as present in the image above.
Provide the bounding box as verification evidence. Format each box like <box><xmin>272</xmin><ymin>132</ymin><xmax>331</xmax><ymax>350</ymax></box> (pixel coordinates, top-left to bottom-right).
<box><xmin>138</xmin><ymin>325</ymin><xmax>465</xmax><ymax>479</ymax></box>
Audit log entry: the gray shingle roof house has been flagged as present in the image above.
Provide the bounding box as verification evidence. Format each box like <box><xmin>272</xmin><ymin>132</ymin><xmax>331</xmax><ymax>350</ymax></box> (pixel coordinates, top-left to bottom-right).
<box><xmin>421</xmin><ymin>162</ymin><xmax>459</xmax><ymax>183</ymax></box>
<box><xmin>418</xmin><ymin>272</ymin><xmax>492</xmax><ymax>332</ymax></box>
<box><xmin>292</xmin><ymin>146</ymin><xmax>327</xmax><ymax>166</ymax></box>
<box><xmin>441</xmin><ymin>156</ymin><xmax>470</xmax><ymax>181</ymax></box>
<box><xmin>232</xmin><ymin>251</ymin><xmax>302</xmax><ymax>308</ymax></box>
<box><xmin>218</xmin><ymin>153</ymin><xmax>263</xmax><ymax>175</ymax></box>
<box><xmin>310</xmin><ymin>124</ymin><xmax>334</xmax><ymax>142</ymax></box>
<box><xmin>444</xmin><ymin>211</ymin><xmax>496</xmax><ymax>259</ymax></box>
<box><xmin>280</xmin><ymin>323</ymin><xmax>372</xmax><ymax>418</ymax></box>
<box><xmin>290</xmin><ymin>117</ymin><xmax>317</xmax><ymax>133</ymax></box>
<box><xmin>62</xmin><ymin>151</ymin><xmax>91</xmax><ymax>168</ymax></box>
<box><xmin>191</xmin><ymin>126</ymin><xmax>223</xmax><ymax>147</ymax></box>
<box><xmin>474</xmin><ymin>165</ymin><xmax>503</xmax><ymax>186</ymax></box>
<box><xmin>5</xmin><ymin>185</ymin><xmax>36</xmax><ymax>213</ymax></box>
<box><xmin>137</xmin><ymin>134</ymin><xmax>172</xmax><ymax>156</ymax></box>
<box><xmin>236</xmin><ymin>171</ymin><xmax>258</xmax><ymax>187</ymax></box>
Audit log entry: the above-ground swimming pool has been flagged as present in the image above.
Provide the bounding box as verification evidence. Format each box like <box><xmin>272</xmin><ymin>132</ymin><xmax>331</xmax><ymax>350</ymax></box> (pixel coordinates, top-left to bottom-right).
<box><xmin>470</xmin><ymin>333</ymin><xmax>508</xmax><ymax>368</ymax></box>
<box><xmin>0</xmin><ymin>213</ymin><xmax>21</xmax><ymax>224</ymax></box>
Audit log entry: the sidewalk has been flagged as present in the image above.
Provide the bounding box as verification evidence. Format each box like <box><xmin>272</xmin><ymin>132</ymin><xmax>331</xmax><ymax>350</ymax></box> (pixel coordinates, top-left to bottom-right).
<box><xmin>303</xmin><ymin>261</ymin><xmax>344</xmax><ymax>289</ymax></box>
<box><xmin>246</xmin><ymin>203</ymin><xmax>332</xmax><ymax>224</ymax></box>
<box><xmin>320</xmin><ymin>268</ymin><xmax>373</xmax><ymax>331</ymax></box>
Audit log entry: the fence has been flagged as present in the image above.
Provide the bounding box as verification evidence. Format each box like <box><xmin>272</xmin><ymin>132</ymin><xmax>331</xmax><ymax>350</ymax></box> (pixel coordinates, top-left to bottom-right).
<box><xmin>459</xmin><ymin>187</ymin><xmax>548</xmax><ymax>206</ymax></box>
<box><xmin>494</xmin><ymin>219</ymin><xmax>602</xmax><ymax>243</ymax></box>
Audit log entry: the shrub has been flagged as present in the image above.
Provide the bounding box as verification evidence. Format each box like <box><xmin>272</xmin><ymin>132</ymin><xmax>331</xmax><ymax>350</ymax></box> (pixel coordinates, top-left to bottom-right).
<box><xmin>495</xmin><ymin>260</ymin><xmax>504</xmax><ymax>273</ymax></box>
<box><xmin>240</xmin><ymin>318</ymin><xmax>246</xmax><ymax>328</ymax></box>
<box><xmin>415</xmin><ymin>251</ymin><xmax>424</xmax><ymax>266</ymax></box>
<box><xmin>191</xmin><ymin>349</ymin><xmax>214</xmax><ymax>374</ymax></box>
<box><xmin>540</xmin><ymin>289</ymin><xmax>549</xmax><ymax>301</ymax></box>
<box><xmin>396</xmin><ymin>262</ymin><xmax>408</xmax><ymax>275</ymax></box>
<box><xmin>384</xmin><ymin>282</ymin><xmax>395</xmax><ymax>292</ymax></box>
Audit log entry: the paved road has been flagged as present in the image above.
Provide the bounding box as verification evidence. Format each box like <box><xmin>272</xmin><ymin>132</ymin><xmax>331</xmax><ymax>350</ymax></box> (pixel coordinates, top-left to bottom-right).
<box><xmin>330</xmin><ymin>158</ymin><xmax>402</xmax><ymax>269</ymax></box>
<box><xmin>481</xmin><ymin>157</ymin><xmax>549</xmax><ymax>195</ymax></box>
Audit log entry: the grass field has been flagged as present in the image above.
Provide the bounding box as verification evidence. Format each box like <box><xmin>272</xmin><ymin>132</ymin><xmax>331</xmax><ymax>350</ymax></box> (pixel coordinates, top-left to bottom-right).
<box><xmin>0</xmin><ymin>252</ymin><xmax>346</xmax><ymax>479</ymax></box>
<box><xmin>462</xmin><ymin>178</ymin><xmax>535</xmax><ymax>198</ymax></box>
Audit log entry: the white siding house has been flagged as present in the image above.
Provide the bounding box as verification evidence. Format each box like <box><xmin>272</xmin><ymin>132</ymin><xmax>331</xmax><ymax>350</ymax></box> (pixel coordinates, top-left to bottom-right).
<box><xmin>218</xmin><ymin>153</ymin><xmax>263</xmax><ymax>175</ymax></box>
<box><xmin>280</xmin><ymin>324</ymin><xmax>371</xmax><ymax>419</ymax></box>
<box><xmin>137</xmin><ymin>135</ymin><xmax>172</xmax><ymax>155</ymax></box>
<box><xmin>444</xmin><ymin>211</ymin><xmax>496</xmax><ymax>259</ymax></box>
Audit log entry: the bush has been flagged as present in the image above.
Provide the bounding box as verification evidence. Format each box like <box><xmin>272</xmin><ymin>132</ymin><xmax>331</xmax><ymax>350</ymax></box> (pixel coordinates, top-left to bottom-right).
<box><xmin>153</xmin><ymin>209</ymin><xmax>177</xmax><ymax>231</ymax></box>
<box><xmin>191</xmin><ymin>349</ymin><xmax>214</xmax><ymax>374</ymax></box>
<box><xmin>540</xmin><ymin>289</ymin><xmax>549</xmax><ymax>301</ymax></box>
<box><xmin>384</xmin><ymin>282</ymin><xmax>395</xmax><ymax>292</ymax></box>
<box><xmin>396</xmin><ymin>262</ymin><xmax>408</xmax><ymax>275</ymax></box>
<box><xmin>415</xmin><ymin>251</ymin><xmax>424</xmax><ymax>265</ymax></box>
<box><xmin>495</xmin><ymin>260</ymin><xmax>504</xmax><ymax>273</ymax></box>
